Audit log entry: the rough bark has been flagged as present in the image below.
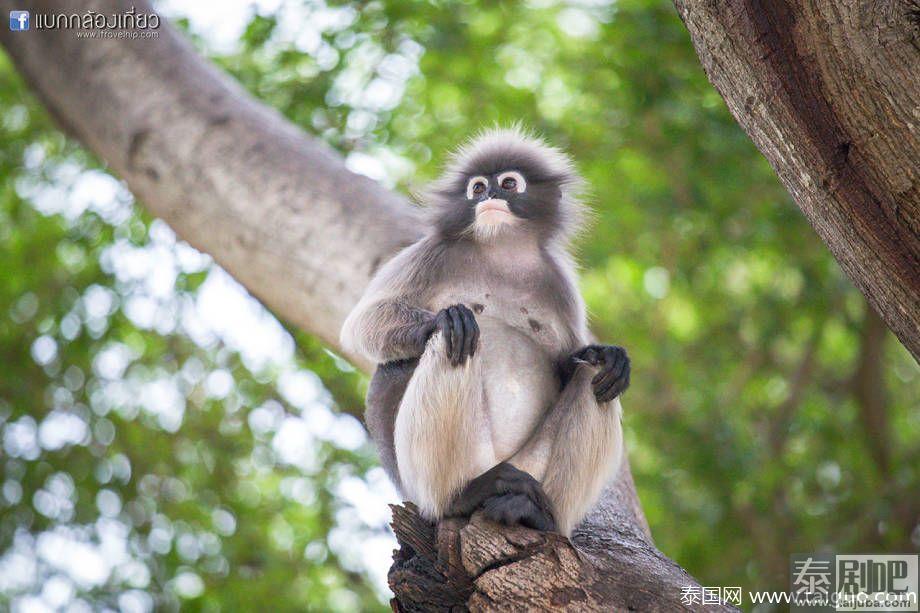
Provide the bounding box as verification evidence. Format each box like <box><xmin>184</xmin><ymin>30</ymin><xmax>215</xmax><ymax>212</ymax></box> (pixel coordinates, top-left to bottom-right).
<box><xmin>388</xmin><ymin>502</ymin><xmax>719</xmax><ymax>612</ymax></box>
<box><xmin>0</xmin><ymin>1</ymin><xmax>723</xmax><ymax>609</ymax></box>
<box><xmin>673</xmin><ymin>0</ymin><xmax>920</xmax><ymax>362</ymax></box>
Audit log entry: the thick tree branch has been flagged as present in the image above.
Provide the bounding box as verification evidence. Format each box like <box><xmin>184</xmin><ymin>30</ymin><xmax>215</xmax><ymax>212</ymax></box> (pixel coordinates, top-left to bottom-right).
<box><xmin>673</xmin><ymin>0</ymin><xmax>920</xmax><ymax>361</ymax></box>
<box><xmin>0</xmin><ymin>1</ymin><xmax>720</xmax><ymax>609</ymax></box>
<box><xmin>1</xmin><ymin>0</ymin><xmax>419</xmax><ymax>373</ymax></box>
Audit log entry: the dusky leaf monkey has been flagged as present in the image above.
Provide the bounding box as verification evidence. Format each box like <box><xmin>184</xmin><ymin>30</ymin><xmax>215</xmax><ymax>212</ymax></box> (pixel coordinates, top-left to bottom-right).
<box><xmin>341</xmin><ymin>127</ymin><xmax>630</xmax><ymax>536</ymax></box>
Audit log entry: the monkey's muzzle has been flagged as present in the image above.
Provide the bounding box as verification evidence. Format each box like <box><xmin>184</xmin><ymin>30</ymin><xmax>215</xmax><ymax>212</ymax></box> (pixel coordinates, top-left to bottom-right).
<box><xmin>475</xmin><ymin>198</ymin><xmax>514</xmax><ymax>226</ymax></box>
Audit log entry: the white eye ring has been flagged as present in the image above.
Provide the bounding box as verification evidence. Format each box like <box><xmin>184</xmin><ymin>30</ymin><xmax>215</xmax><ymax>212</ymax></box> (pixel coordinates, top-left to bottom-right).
<box><xmin>497</xmin><ymin>171</ymin><xmax>526</xmax><ymax>193</ymax></box>
<box><xmin>466</xmin><ymin>176</ymin><xmax>489</xmax><ymax>200</ymax></box>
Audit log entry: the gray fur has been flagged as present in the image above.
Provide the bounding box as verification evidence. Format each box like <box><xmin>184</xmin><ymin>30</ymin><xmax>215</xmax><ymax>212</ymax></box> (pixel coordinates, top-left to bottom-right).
<box><xmin>340</xmin><ymin>128</ymin><xmax>624</xmax><ymax>536</ymax></box>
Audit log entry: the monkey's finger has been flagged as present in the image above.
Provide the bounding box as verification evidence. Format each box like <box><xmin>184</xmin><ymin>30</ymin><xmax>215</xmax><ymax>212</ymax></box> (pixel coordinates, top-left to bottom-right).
<box><xmin>457</xmin><ymin>306</ymin><xmax>471</xmax><ymax>360</ymax></box>
<box><xmin>448</xmin><ymin>306</ymin><xmax>465</xmax><ymax>365</ymax></box>
<box><xmin>526</xmin><ymin>494</ymin><xmax>558</xmax><ymax>532</ymax></box>
<box><xmin>597</xmin><ymin>367</ymin><xmax>629</xmax><ymax>403</ymax></box>
<box><xmin>594</xmin><ymin>377</ymin><xmax>618</xmax><ymax>403</ymax></box>
<box><xmin>460</xmin><ymin>308</ymin><xmax>477</xmax><ymax>360</ymax></box>
<box><xmin>592</xmin><ymin>351</ymin><xmax>627</xmax><ymax>385</ymax></box>
<box><xmin>591</xmin><ymin>365</ymin><xmax>619</xmax><ymax>389</ymax></box>
<box><xmin>594</xmin><ymin>361</ymin><xmax>628</xmax><ymax>401</ymax></box>
<box><xmin>605</xmin><ymin>358</ymin><xmax>629</xmax><ymax>388</ymax></box>
<box><xmin>448</xmin><ymin>490</ymin><xmax>483</xmax><ymax>517</ymax></box>
<box><xmin>449</xmin><ymin>464</ymin><xmax>509</xmax><ymax>515</ymax></box>
<box><xmin>437</xmin><ymin>312</ymin><xmax>454</xmax><ymax>361</ymax></box>
<box><xmin>444</xmin><ymin>307</ymin><xmax>455</xmax><ymax>364</ymax></box>
<box><xmin>596</xmin><ymin>387</ymin><xmax>616</xmax><ymax>403</ymax></box>
<box><xmin>482</xmin><ymin>492</ymin><xmax>557</xmax><ymax>532</ymax></box>
<box><xmin>469</xmin><ymin>317</ymin><xmax>480</xmax><ymax>357</ymax></box>
<box><xmin>600</xmin><ymin>374</ymin><xmax>629</xmax><ymax>403</ymax></box>
<box><xmin>444</xmin><ymin>306</ymin><xmax>456</xmax><ymax>364</ymax></box>
<box><xmin>617</xmin><ymin>365</ymin><xmax>629</xmax><ymax>396</ymax></box>
<box><xmin>596</xmin><ymin>385</ymin><xmax>619</xmax><ymax>403</ymax></box>
<box><xmin>464</xmin><ymin>306</ymin><xmax>479</xmax><ymax>356</ymax></box>
<box><xmin>612</xmin><ymin>348</ymin><xmax>629</xmax><ymax>371</ymax></box>
<box><xmin>480</xmin><ymin>494</ymin><xmax>545</xmax><ymax>531</ymax></box>
<box><xmin>591</xmin><ymin>352</ymin><xmax>621</xmax><ymax>384</ymax></box>
<box><xmin>599</xmin><ymin>345</ymin><xmax>625</xmax><ymax>368</ymax></box>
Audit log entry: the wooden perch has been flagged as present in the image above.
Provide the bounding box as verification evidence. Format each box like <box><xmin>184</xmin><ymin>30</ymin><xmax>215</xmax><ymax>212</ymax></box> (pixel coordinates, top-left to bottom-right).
<box><xmin>387</xmin><ymin>500</ymin><xmax>735</xmax><ymax>612</ymax></box>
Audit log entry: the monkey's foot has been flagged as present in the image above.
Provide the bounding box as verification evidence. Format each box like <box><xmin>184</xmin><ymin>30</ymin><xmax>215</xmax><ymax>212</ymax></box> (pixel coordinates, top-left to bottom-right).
<box><xmin>446</xmin><ymin>462</ymin><xmax>557</xmax><ymax>532</ymax></box>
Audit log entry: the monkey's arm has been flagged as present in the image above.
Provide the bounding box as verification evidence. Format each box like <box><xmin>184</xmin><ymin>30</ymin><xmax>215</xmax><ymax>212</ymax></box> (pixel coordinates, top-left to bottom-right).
<box><xmin>340</xmin><ymin>241</ymin><xmax>442</xmax><ymax>364</ymax></box>
<box><xmin>342</xmin><ymin>299</ymin><xmax>436</xmax><ymax>363</ymax></box>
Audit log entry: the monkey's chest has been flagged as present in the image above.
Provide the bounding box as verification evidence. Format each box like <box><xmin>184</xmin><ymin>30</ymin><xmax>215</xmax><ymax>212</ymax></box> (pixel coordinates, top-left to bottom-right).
<box><xmin>432</xmin><ymin>287</ymin><xmax>568</xmax><ymax>353</ymax></box>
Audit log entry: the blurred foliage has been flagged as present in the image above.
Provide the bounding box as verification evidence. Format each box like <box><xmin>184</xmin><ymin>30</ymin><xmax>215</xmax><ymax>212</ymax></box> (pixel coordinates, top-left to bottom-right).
<box><xmin>1</xmin><ymin>0</ymin><xmax>918</xmax><ymax>611</ymax></box>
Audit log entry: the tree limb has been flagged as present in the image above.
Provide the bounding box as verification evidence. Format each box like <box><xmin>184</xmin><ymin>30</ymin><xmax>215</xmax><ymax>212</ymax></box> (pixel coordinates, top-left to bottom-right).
<box><xmin>1</xmin><ymin>0</ymin><xmax>420</xmax><ymax>373</ymax></box>
<box><xmin>673</xmin><ymin>0</ymin><xmax>920</xmax><ymax>362</ymax></box>
<box><xmin>0</xmin><ymin>1</ymin><xmax>722</xmax><ymax>609</ymax></box>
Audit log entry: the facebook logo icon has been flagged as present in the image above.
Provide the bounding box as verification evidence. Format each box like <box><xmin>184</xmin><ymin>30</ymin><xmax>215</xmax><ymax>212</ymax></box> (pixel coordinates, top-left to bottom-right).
<box><xmin>9</xmin><ymin>10</ymin><xmax>30</xmax><ymax>31</ymax></box>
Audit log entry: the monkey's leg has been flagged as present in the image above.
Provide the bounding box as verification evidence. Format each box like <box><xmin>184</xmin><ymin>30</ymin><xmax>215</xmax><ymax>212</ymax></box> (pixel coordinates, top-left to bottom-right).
<box><xmin>513</xmin><ymin>362</ymin><xmax>625</xmax><ymax>536</ymax></box>
<box><xmin>452</xmin><ymin>356</ymin><xmax>626</xmax><ymax>537</ymax></box>
<box><xmin>393</xmin><ymin>331</ymin><xmax>494</xmax><ymax>521</ymax></box>
<box><xmin>365</xmin><ymin>359</ymin><xmax>419</xmax><ymax>494</ymax></box>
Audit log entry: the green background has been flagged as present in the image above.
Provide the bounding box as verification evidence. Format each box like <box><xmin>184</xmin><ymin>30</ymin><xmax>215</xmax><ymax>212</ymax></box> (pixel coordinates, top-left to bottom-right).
<box><xmin>1</xmin><ymin>1</ymin><xmax>917</xmax><ymax>610</ymax></box>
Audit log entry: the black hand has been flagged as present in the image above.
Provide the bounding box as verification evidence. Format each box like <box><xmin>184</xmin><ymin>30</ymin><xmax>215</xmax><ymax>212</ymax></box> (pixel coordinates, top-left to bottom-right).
<box><xmin>433</xmin><ymin>304</ymin><xmax>479</xmax><ymax>366</ymax></box>
<box><xmin>571</xmin><ymin>344</ymin><xmax>630</xmax><ymax>402</ymax></box>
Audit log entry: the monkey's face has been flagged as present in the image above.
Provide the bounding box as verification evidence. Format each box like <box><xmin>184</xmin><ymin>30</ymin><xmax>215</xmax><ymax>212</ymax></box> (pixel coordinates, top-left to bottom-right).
<box><xmin>462</xmin><ymin>165</ymin><xmax>564</xmax><ymax>241</ymax></box>
<box><xmin>425</xmin><ymin>128</ymin><xmax>582</xmax><ymax>243</ymax></box>
<box><xmin>466</xmin><ymin>170</ymin><xmax>526</xmax><ymax>230</ymax></box>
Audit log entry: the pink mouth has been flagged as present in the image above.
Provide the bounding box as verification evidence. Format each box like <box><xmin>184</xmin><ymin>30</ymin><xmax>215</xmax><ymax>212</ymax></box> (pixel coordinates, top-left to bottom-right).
<box><xmin>476</xmin><ymin>199</ymin><xmax>513</xmax><ymax>224</ymax></box>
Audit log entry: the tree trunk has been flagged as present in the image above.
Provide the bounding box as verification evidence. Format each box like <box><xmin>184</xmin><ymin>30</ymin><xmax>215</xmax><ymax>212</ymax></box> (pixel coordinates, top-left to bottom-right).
<box><xmin>673</xmin><ymin>0</ymin><xmax>920</xmax><ymax>362</ymax></box>
<box><xmin>0</xmin><ymin>1</ymin><xmax>724</xmax><ymax>609</ymax></box>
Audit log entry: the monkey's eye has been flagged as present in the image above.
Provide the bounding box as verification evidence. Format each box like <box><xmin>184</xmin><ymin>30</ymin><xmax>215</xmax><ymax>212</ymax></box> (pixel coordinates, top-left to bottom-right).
<box><xmin>497</xmin><ymin>171</ymin><xmax>526</xmax><ymax>194</ymax></box>
<box><xmin>466</xmin><ymin>176</ymin><xmax>489</xmax><ymax>200</ymax></box>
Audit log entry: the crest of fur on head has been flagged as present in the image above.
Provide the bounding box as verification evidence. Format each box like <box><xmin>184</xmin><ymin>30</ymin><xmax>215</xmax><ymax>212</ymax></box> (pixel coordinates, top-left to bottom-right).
<box><xmin>418</xmin><ymin>126</ymin><xmax>588</xmax><ymax>245</ymax></box>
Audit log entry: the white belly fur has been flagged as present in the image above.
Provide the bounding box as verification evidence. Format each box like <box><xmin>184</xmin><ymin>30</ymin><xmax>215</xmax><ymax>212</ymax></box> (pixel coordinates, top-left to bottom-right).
<box><xmin>477</xmin><ymin>315</ymin><xmax>559</xmax><ymax>460</ymax></box>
